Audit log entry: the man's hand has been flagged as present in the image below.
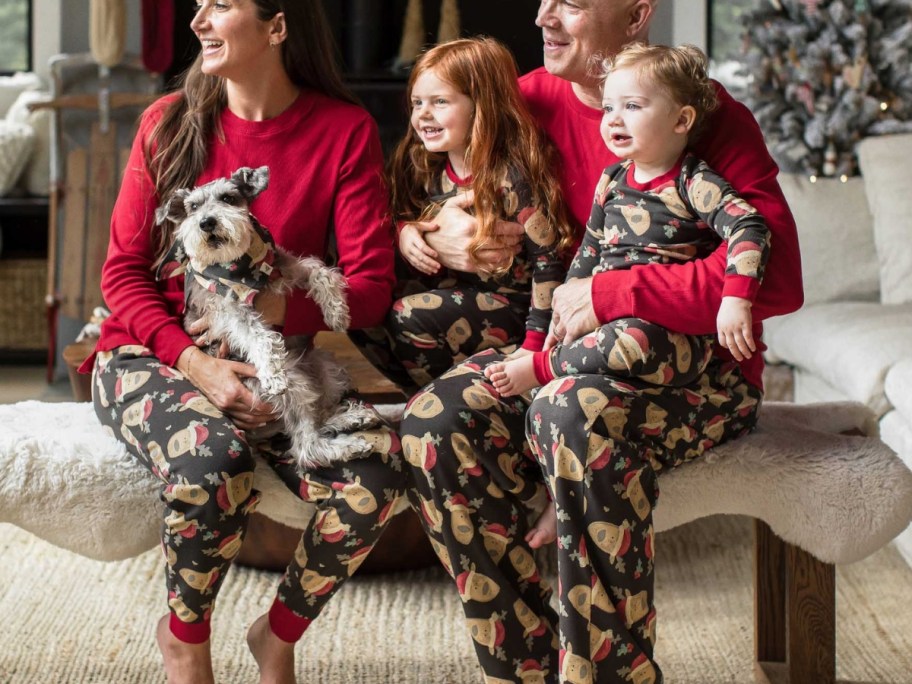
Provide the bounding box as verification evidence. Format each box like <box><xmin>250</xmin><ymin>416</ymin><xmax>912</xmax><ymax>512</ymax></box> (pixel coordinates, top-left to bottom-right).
<box><xmin>546</xmin><ymin>277</ymin><xmax>599</xmax><ymax>347</ymax></box>
<box><xmin>423</xmin><ymin>190</ymin><xmax>523</xmax><ymax>273</ymax></box>
<box><xmin>399</xmin><ymin>223</ymin><xmax>442</xmax><ymax>275</ymax></box>
<box><xmin>717</xmin><ymin>296</ymin><xmax>756</xmax><ymax>361</ymax></box>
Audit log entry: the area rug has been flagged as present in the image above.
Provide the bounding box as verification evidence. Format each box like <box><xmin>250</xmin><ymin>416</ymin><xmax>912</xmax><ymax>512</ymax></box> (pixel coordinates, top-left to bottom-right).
<box><xmin>2</xmin><ymin>514</ymin><xmax>911</xmax><ymax>683</ymax></box>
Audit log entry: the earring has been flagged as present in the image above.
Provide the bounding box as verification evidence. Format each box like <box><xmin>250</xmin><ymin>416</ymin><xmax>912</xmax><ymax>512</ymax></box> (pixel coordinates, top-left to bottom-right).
<box><xmin>269</xmin><ymin>40</ymin><xmax>278</xmax><ymax>49</ymax></box>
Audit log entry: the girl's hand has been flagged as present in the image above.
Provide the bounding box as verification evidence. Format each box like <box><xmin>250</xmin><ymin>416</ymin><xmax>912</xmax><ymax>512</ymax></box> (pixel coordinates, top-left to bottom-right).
<box><xmin>399</xmin><ymin>223</ymin><xmax>441</xmax><ymax>275</ymax></box>
<box><xmin>423</xmin><ymin>191</ymin><xmax>523</xmax><ymax>273</ymax></box>
<box><xmin>177</xmin><ymin>346</ymin><xmax>278</xmax><ymax>430</ymax></box>
<box><xmin>717</xmin><ymin>296</ymin><xmax>756</xmax><ymax>362</ymax></box>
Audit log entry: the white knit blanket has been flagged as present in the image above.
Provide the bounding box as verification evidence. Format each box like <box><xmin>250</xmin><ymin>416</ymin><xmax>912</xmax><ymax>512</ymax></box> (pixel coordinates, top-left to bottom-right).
<box><xmin>1</xmin><ymin>400</ymin><xmax>910</xmax><ymax>565</ymax></box>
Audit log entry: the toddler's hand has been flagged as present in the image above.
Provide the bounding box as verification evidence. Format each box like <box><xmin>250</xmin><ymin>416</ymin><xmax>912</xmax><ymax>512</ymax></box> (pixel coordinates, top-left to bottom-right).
<box><xmin>399</xmin><ymin>223</ymin><xmax>441</xmax><ymax>275</ymax></box>
<box><xmin>717</xmin><ymin>296</ymin><xmax>756</xmax><ymax>362</ymax></box>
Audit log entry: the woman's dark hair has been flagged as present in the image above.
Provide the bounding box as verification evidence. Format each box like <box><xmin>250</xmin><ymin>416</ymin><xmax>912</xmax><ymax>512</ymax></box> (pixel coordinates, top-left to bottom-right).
<box><xmin>145</xmin><ymin>0</ymin><xmax>354</xmax><ymax>257</ymax></box>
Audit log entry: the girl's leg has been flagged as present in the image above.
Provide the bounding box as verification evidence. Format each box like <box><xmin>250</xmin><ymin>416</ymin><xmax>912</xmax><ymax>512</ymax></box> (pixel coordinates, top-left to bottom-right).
<box><xmin>246</xmin><ymin>422</ymin><xmax>409</xmax><ymax>681</ymax></box>
<box><xmin>526</xmin><ymin>357</ymin><xmax>762</xmax><ymax>683</ymax></box>
<box><xmin>93</xmin><ymin>345</ymin><xmax>259</xmax><ymax>683</ymax></box>
<box><xmin>387</xmin><ymin>286</ymin><xmax>529</xmax><ymax>387</ymax></box>
<box><xmin>401</xmin><ymin>350</ymin><xmax>559</xmax><ymax>683</ymax></box>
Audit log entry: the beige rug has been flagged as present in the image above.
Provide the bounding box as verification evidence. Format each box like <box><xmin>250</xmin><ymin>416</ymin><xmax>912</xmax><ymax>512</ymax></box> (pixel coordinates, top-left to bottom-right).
<box><xmin>2</xmin><ymin>515</ymin><xmax>911</xmax><ymax>684</ymax></box>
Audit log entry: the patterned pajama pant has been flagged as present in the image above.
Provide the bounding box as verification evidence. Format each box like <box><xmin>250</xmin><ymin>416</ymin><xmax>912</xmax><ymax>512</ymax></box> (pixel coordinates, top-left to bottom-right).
<box><xmin>402</xmin><ymin>349</ymin><xmax>762</xmax><ymax>683</ymax></box>
<box><xmin>350</xmin><ymin>279</ymin><xmax>529</xmax><ymax>392</ymax></box>
<box><xmin>544</xmin><ymin>318</ymin><xmax>715</xmax><ymax>387</ymax></box>
<box><xmin>92</xmin><ymin>345</ymin><xmax>408</xmax><ymax>643</ymax></box>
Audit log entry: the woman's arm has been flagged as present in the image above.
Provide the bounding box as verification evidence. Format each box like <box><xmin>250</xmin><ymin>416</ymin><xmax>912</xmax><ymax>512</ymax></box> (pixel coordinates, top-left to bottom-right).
<box><xmin>590</xmin><ymin>85</ymin><xmax>803</xmax><ymax>335</ymax></box>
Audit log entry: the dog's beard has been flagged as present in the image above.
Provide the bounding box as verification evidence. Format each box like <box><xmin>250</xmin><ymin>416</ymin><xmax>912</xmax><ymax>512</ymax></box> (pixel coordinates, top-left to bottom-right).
<box><xmin>178</xmin><ymin>212</ymin><xmax>254</xmax><ymax>269</ymax></box>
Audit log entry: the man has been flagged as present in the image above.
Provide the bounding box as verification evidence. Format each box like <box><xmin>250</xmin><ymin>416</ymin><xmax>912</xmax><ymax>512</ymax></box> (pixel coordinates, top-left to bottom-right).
<box><xmin>403</xmin><ymin>2</ymin><xmax>803</xmax><ymax>682</ymax></box>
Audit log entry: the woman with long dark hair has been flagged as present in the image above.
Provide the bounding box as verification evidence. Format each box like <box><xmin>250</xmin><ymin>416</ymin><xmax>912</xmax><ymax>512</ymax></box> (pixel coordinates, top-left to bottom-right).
<box><xmin>84</xmin><ymin>2</ymin><xmax>406</xmax><ymax>681</ymax></box>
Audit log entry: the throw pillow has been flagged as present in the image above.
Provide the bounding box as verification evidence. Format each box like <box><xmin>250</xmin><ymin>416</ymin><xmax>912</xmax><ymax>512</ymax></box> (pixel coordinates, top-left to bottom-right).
<box><xmin>777</xmin><ymin>173</ymin><xmax>879</xmax><ymax>306</ymax></box>
<box><xmin>0</xmin><ymin>72</ymin><xmax>42</xmax><ymax>119</ymax></box>
<box><xmin>6</xmin><ymin>90</ymin><xmax>52</xmax><ymax>196</ymax></box>
<box><xmin>0</xmin><ymin>120</ymin><xmax>35</xmax><ymax>196</ymax></box>
<box><xmin>857</xmin><ymin>133</ymin><xmax>912</xmax><ymax>305</ymax></box>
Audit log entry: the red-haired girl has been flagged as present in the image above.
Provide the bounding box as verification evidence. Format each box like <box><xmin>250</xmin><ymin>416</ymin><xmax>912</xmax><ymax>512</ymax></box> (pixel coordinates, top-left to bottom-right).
<box><xmin>379</xmin><ymin>37</ymin><xmax>574</xmax><ymax>389</ymax></box>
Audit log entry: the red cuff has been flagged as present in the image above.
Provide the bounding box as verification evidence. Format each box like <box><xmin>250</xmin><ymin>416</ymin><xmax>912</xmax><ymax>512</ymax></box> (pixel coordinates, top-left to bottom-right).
<box><xmin>521</xmin><ymin>330</ymin><xmax>547</xmax><ymax>352</ymax></box>
<box><xmin>268</xmin><ymin>598</ymin><xmax>312</xmax><ymax>643</ymax></box>
<box><xmin>532</xmin><ymin>350</ymin><xmax>555</xmax><ymax>385</ymax></box>
<box><xmin>169</xmin><ymin>613</ymin><xmax>210</xmax><ymax>644</ymax></box>
<box><xmin>721</xmin><ymin>274</ymin><xmax>761</xmax><ymax>301</ymax></box>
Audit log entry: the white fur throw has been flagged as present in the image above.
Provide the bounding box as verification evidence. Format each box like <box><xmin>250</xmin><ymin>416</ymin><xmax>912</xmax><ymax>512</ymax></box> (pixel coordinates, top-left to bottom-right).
<box><xmin>1</xmin><ymin>401</ymin><xmax>911</xmax><ymax>565</ymax></box>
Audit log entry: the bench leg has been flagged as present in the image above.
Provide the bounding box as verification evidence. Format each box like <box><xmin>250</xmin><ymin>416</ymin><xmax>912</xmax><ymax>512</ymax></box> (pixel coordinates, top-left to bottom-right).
<box><xmin>754</xmin><ymin>520</ymin><xmax>835</xmax><ymax>684</ymax></box>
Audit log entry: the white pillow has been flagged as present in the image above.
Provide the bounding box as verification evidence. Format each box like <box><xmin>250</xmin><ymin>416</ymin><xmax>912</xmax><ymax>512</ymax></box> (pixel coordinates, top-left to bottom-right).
<box><xmin>6</xmin><ymin>90</ymin><xmax>51</xmax><ymax>196</ymax></box>
<box><xmin>777</xmin><ymin>173</ymin><xmax>879</xmax><ymax>306</ymax></box>
<box><xmin>0</xmin><ymin>120</ymin><xmax>35</xmax><ymax>196</ymax></box>
<box><xmin>857</xmin><ymin>133</ymin><xmax>912</xmax><ymax>304</ymax></box>
<box><xmin>0</xmin><ymin>72</ymin><xmax>42</xmax><ymax>118</ymax></box>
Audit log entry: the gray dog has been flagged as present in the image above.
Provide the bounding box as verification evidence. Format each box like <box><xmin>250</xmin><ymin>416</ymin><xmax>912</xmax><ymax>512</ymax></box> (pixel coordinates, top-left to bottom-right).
<box><xmin>155</xmin><ymin>166</ymin><xmax>379</xmax><ymax>470</ymax></box>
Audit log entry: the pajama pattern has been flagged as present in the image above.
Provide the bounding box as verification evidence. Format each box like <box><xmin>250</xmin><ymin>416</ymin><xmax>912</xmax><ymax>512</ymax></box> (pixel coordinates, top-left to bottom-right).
<box><xmin>402</xmin><ymin>349</ymin><xmax>762</xmax><ymax>683</ymax></box>
<box><xmin>353</xmin><ymin>163</ymin><xmax>566</xmax><ymax>390</ymax></box>
<box><xmin>92</xmin><ymin>345</ymin><xmax>408</xmax><ymax>642</ymax></box>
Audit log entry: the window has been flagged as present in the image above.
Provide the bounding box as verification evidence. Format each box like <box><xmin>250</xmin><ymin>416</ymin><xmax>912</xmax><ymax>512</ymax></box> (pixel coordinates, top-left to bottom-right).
<box><xmin>707</xmin><ymin>0</ymin><xmax>754</xmax><ymax>94</ymax></box>
<box><xmin>0</xmin><ymin>0</ymin><xmax>30</xmax><ymax>74</ymax></box>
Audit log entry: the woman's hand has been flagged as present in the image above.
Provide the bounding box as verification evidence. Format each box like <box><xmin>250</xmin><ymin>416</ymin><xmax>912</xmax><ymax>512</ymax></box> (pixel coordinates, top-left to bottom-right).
<box><xmin>546</xmin><ymin>277</ymin><xmax>599</xmax><ymax>348</ymax></box>
<box><xmin>177</xmin><ymin>346</ymin><xmax>278</xmax><ymax>430</ymax></box>
<box><xmin>423</xmin><ymin>191</ymin><xmax>524</xmax><ymax>273</ymax></box>
<box><xmin>399</xmin><ymin>223</ymin><xmax>441</xmax><ymax>275</ymax></box>
<box><xmin>186</xmin><ymin>315</ymin><xmax>229</xmax><ymax>358</ymax></box>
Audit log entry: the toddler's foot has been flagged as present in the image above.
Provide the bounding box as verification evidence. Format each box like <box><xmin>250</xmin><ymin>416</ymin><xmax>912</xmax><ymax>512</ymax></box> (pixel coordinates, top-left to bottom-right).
<box><xmin>525</xmin><ymin>501</ymin><xmax>557</xmax><ymax>549</ymax></box>
<box><xmin>485</xmin><ymin>355</ymin><xmax>540</xmax><ymax>396</ymax></box>
<box><xmin>247</xmin><ymin>613</ymin><xmax>297</xmax><ymax>684</ymax></box>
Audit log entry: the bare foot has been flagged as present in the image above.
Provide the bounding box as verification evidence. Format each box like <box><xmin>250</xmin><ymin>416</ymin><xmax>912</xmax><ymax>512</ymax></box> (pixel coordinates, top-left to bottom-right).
<box><xmin>485</xmin><ymin>356</ymin><xmax>540</xmax><ymax>396</ymax></box>
<box><xmin>156</xmin><ymin>614</ymin><xmax>215</xmax><ymax>684</ymax></box>
<box><xmin>525</xmin><ymin>501</ymin><xmax>557</xmax><ymax>549</ymax></box>
<box><xmin>247</xmin><ymin>613</ymin><xmax>297</xmax><ymax>684</ymax></box>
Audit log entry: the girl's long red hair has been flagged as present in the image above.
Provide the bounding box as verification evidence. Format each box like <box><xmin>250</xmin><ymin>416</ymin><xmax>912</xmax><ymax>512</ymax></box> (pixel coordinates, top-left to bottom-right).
<box><xmin>387</xmin><ymin>37</ymin><xmax>573</xmax><ymax>268</ymax></box>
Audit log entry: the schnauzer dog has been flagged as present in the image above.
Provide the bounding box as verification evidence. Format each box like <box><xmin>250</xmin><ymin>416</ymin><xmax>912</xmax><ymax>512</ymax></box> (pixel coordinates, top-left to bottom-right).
<box><xmin>155</xmin><ymin>165</ymin><xmax>380</xmax><ymax>470</ymax></box>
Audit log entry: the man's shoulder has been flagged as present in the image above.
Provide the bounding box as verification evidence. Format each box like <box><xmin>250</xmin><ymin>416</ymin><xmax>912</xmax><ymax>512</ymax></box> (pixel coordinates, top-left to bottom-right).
<box><xmin>519</xmin><ymin>67</ymin><xmax>565</xmax><ymax>101</ymax></box>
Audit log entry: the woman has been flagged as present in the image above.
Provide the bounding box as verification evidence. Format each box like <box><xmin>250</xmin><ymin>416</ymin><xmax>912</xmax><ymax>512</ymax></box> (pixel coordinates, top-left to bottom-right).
<box><xmin>85</xmin><ymin>2</ymin><xmax>407</xmax><ymax>682</ymax></box>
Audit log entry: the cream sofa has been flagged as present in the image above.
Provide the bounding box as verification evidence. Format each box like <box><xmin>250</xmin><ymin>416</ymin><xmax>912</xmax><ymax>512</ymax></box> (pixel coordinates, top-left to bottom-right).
<box><xmin>764</xmin><ymin>132</ymin><xmax>912</xmax><ymax>564</ymax></box>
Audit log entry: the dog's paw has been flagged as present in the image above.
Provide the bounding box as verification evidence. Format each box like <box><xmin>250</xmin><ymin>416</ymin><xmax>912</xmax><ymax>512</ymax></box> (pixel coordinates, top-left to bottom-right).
<box><xmin>259</xmin><ymin>371</ymin><xmax>288</xmax><ymax>396</ymax></box>
<box><xmin>296</xmin><ymin>434</ymin><xmax>372</xmax><ymax>471</ymax></box>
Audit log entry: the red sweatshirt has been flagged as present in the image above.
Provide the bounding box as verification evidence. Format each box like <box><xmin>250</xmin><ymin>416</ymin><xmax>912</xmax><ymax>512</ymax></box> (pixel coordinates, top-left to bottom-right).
<box><xmin>519</xmin><ymin>68</ymin><xmax>804</xmax><ymax>388</ymax></box>
<box><xmin>82</xmin><ymin>90</ymin><xmax>395</xmax><ymax>372</ymax></box>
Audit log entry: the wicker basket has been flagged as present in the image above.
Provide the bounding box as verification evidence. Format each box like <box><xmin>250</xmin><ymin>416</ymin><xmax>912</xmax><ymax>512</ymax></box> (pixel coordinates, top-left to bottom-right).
<box><xmin>0</xmin><ymin>258</ymin><xmax>47</xmax><ymax>350</ymax></box>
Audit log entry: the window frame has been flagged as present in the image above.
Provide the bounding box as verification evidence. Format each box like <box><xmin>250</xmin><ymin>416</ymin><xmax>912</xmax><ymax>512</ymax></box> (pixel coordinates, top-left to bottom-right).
<box><xmin>0</xmin><ymin>0</ymin><xmax>33</xmax><ymax>76</ymax></box>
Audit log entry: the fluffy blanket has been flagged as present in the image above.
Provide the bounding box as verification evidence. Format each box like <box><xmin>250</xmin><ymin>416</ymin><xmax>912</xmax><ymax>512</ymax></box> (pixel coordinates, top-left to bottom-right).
<box><xmin>1</xmin><ymin>400</ymin><xmax>910</xmax><ymax>565</ymax></box>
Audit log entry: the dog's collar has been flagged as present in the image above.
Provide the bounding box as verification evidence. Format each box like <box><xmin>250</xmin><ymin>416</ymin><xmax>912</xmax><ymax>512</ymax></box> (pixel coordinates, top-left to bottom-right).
<box><xmin>156</xmin><ymin>218</ymin><xmax>279</xmax><ymax>306</ymax></box>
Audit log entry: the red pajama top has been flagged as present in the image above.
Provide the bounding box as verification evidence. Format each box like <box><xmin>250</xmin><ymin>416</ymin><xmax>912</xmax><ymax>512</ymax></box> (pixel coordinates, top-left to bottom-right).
<box><xmin>519</xmin><ymin>68</ymin><xmax>804</xmax><ymax>388</ymax></box>
<box><xmin>82</xmin><ymin>90</ymin><xmax>395</xmax><ymax>372</ymax></box>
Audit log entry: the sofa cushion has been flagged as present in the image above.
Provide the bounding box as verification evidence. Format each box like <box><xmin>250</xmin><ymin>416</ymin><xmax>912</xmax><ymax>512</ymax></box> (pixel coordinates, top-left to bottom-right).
<box><xmin>778</xmin><ymin>173</ymin><xmax>879</xmax><ymax>306</ymax></box>
<box><xmin>0</xmin><ymin>72</ymin><xmax>41</xmax><ymax>118</ymax></box>
<box><xmin>763</xmin><ymin>301</ymin><xmax>912</xmax><ymax>416</ymax></box>
<box><xmin>857</xmin><ymin>133</ymin><xmax>912</xmax><ymax>304</ymax></box>
<box><xmin>885</xmin><ymin>359</ymin><xmax>912</xmax><ymax>427</ymax></box>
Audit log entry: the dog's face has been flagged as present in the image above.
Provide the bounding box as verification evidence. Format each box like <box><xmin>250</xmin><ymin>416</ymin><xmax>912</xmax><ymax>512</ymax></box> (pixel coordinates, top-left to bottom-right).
<box><xmin>156</xmin><ymin>166</ymin><xmax>269</xmax><ymax>268</ymax></box>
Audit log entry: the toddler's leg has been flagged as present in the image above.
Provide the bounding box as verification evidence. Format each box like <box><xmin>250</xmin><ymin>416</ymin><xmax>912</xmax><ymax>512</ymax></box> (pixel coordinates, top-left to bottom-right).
<box><xmin>546</xmin><ymin>319</ymin><xmax>713</xmax><ymax>387</ymax></box>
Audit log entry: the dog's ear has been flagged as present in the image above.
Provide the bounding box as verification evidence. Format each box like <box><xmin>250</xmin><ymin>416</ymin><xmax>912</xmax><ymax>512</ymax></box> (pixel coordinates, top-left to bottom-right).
<box><xmin>155</xmin><ymin>189</ymin><xmax>190</xmax><ymax>225</ymax></box>
<box><xmin>231</xmin><ymin>166</ymin><xmax>270</xmax><ymax>201</ymax></box>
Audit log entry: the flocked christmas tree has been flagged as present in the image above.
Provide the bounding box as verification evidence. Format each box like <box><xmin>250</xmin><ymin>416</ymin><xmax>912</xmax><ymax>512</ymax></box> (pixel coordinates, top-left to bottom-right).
<box><xmin>740</xmin><ymin>0</ymin><xmax>912</xmax><ymax>177</ymax></box>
